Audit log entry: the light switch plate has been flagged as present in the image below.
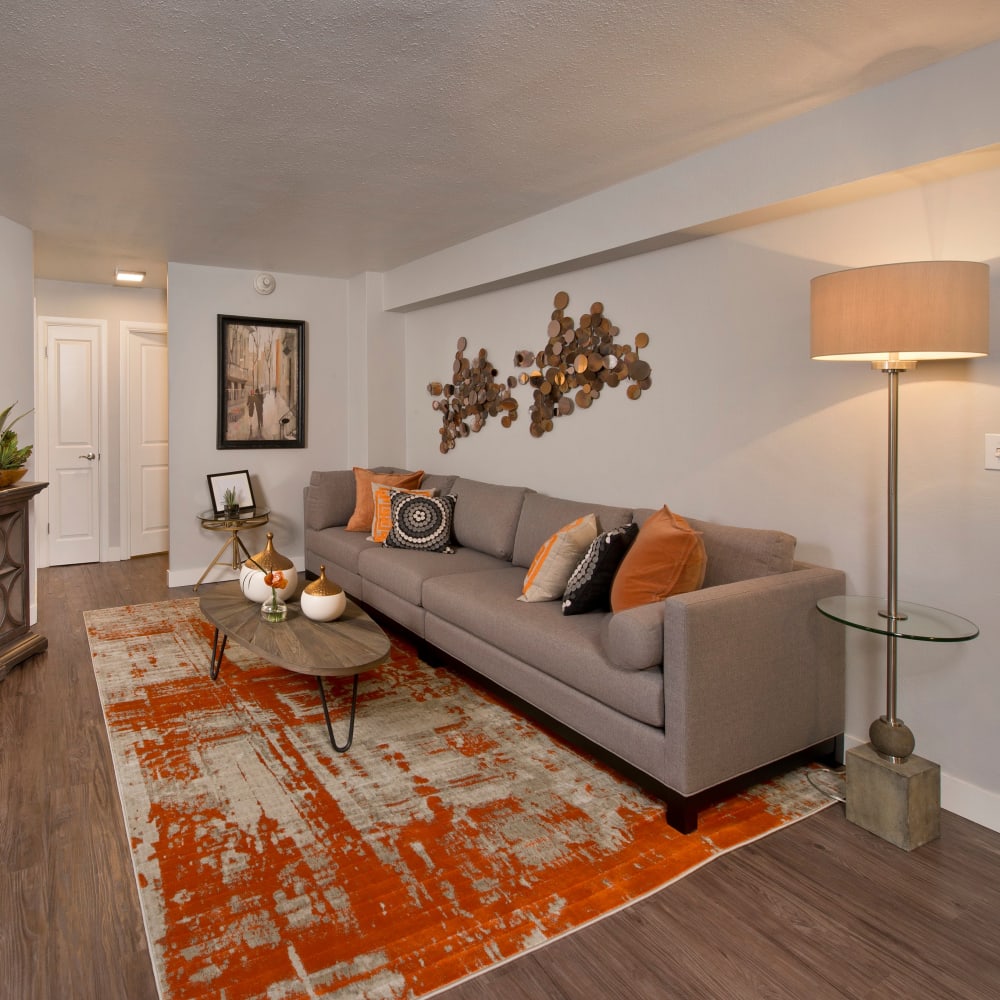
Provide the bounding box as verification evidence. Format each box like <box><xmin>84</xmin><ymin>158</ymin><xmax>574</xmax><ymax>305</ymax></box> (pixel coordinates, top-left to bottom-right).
<box><xmin>986</xmin><ymin>434</ymin><xmax>1000</xmax><ymax>471</ymax></box>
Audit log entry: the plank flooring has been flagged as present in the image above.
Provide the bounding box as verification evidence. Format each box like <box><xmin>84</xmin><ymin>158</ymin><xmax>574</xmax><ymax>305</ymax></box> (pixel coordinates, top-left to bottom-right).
<box><xmin>1</xmin><ymin>555</ymin><xmax>998</xmax><ymax>999</ymax></box>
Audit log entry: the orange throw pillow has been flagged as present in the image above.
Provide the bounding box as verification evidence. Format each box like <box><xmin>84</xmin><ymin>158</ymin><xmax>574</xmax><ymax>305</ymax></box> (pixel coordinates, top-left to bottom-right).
<box><xmin>345</xmin><ymin>468</ymin><xmax>424</xmax><ymax>532</ymax></box>
<box><xmin>610</xmin><ymin>506</ymin><xmax>706</xmax><ymax>612</ymax></box>
<box><xmin>370</xmin><ymin>485</ymin><xmax>436</xmax><ymax>543</ymax></box>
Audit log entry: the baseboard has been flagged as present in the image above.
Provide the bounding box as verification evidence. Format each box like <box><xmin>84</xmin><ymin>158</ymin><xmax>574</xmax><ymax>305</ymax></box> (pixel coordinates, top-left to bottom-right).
<box><xmin>168</xmin><ymin>565</ymin><xmax>239</xmax><ymax>589</ymax></box>
<box><xmin>845</xmin><ymin>734</ymin><xmax>1000</xmax><ymax>833</ymax></box>
<box><xmin>169</xmin><ymin>556</ymin><xmax>306</xmax><ymax>591</ymax></box>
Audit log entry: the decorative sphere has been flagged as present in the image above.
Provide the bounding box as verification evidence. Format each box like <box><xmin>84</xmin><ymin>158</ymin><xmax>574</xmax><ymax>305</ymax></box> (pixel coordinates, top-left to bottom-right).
<box><xmin>869</xmin><ymin>715</ymin><xmax>915</xmax><ymax>762</ymax></box>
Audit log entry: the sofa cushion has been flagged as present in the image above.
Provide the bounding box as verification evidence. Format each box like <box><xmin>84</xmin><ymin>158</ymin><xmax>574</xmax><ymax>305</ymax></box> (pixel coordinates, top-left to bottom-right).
<box><xmin>346</xmin><ymin>467</ymin><xmax>424</xmax><ymax>532</ymax></box>
<box><xmin>450</xmin><ymin>478</ymin><xmax>532</xmax><ymax>560</ymax></box>
<box><xmin>359</xmin><ymin>545</ymin><xmax>510</xmax><ymax>606</ymax></box>
<box><xmin>511</xmin><ymin>494</ymin><xmax>633</xmax><ymax>568</ymax></box>
<box><xmin>305</xmin><ymin>470</ymin><xmax>357</xmax><ymax>529</ymax></box>
<box><xmin>635</xmin><ymin>509</ymin><xmax>797</xmax><ymax>586</ymax></box>
<box><xmin>384</xmin><ymin>493</ymin><xmax>457</xmax><ymax>553</ymax></box>
<box><xmin>601</xmin><ymin>603</ymin><xmax>664</xmax><ymax>671</ymax></box>
<box><xmin>519</xmin><ymin>514</ymin><xmax>598</xmax><ymax>603</ymax></box>
<box><xmin>422</xmin><ymin>567</ymin><xmax>664</xmax><ymax>727</ymax></box>
<box><xmin>610</xmin><ymin>506</ymin><xmax>707</xmax><ymax>612</ymax></box>
<box><xmin>562</xmin><ymin>522</ymin><xmax>639</xmax><ymax>616</ymax></box>
<box><xmin>305</xmin><ymin>526</ymin><xmax>377</xmax><ymax>576</ymax></box>
<box><xmin>421</xmin><ymin>473</ymin><xmax>457</xmax><ymax>496</ymax></box>
<box><xmin>688</xmin><ymin>517</ymin><xmax>796</xmax><ymax>586</ymax></box>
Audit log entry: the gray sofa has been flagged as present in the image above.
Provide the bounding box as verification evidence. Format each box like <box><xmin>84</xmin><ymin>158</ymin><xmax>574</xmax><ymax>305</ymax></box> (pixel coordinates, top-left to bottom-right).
<box><xmin>303</xmin><ymin>469</ymin><xmax>846</xmax><ymax>832</ymax></box>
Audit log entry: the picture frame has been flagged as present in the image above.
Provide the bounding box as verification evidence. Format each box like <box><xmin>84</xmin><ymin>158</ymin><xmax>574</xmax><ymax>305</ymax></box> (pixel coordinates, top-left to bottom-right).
<box><xmin>207</xmin><ymin>470</ymin><xmax>256</xmax><ymax>515</ymax></box>
<box><xmin>217</xmin><ymin>314</ymin><xmax>305</xmax><ymax>449</ymax></box>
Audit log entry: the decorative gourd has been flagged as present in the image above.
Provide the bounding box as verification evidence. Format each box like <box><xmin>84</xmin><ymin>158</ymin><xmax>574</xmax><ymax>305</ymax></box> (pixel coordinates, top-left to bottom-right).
<box><xmin>239</xmin><ymin>532</ymin><xmax>298</xmax><ymax>603</ymax></box>
<box><xmin>300</xmin><ymin>566</ymin><xmax>346</xmax><ymax>622</ymax></box>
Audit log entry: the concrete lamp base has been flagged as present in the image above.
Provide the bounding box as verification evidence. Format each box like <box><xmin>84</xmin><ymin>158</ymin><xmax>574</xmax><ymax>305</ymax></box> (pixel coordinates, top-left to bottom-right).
<box><xmin>845</xmin><ymin>743</ymin><xmax>941</xmax><ymax>851</ymax></box>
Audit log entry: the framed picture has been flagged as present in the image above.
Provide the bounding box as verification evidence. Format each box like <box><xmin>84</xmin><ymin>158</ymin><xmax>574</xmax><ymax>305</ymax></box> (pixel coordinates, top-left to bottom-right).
<box><xmin>217</xmin><ymin>314</ymin><xmax>305</xmax><ymax>449</ymax></box>
<box><xmin>207</xmin><ymin>470</ymin><xmax>256</xmax><ymax>515</ymax></box>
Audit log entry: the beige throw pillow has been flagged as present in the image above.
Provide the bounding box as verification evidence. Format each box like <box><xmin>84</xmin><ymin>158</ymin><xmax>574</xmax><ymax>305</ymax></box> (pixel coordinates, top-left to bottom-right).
<box><xmin>519</xmin><ymin>514</ymin><xmax>598</xmax><ymax>603</ymax></box>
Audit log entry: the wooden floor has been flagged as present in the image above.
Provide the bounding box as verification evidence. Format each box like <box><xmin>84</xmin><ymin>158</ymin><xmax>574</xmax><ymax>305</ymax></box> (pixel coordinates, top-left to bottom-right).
<box><xmin>2</xmin><ymin>555</ymin><xmax>999</xmax><ymax>1000</ymax></box>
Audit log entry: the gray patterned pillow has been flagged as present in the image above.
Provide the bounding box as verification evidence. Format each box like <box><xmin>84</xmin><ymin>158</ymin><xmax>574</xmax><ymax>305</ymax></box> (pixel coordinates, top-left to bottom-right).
<box><xmin>561</xmin><ymin>523</ymin><xmax>638</xmax><ymax>615</ymax></box>
<box><xmin>384</xmin><ymin>493</ymin><xmax>457</xmax><ymax>553</ymax></box>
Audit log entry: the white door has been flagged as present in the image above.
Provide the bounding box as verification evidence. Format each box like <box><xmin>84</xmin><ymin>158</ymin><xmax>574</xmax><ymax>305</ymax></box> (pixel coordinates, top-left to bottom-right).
<box><xmin>46</xmin><ymin>321</ymin><xmax>102</xmax><ymax>565</ymax></box>
<box><xmin>127</xmin><ymin>327</ymin><xmax>169</xmax><ymax>556</ymax></box>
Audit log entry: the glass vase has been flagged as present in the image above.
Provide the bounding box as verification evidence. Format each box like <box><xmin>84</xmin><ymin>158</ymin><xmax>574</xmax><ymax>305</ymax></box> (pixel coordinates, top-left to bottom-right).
<box><xmin>261</xmin><ymin>596</ymin><xmax>287</xmax><ymax>623</ymax></box>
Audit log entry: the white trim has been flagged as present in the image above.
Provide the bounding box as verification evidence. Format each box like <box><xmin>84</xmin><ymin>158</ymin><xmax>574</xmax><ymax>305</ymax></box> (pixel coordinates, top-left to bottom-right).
<box><xmin>99</xmin><ymin>320</ymin><xmax>111</xmax><ymax>562</ymax></box>
<box><xmin>119</xmin><ymin>320</ymin><xmax>168</xmax><ymax>560</ymax></box>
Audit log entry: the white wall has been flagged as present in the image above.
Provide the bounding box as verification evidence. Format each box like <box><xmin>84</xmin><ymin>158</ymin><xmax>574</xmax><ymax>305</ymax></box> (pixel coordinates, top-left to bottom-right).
<box><xmin>0</xmin><ymin>216</ymin><xmax>39</xmax><ymax>623</ymax></box>
<box><xmin>166</xmin><ymin>264</ymin><xmax>349</xmax><ymax>586</ymax></box>
<box><xmin>400</xmin><ymin>167</ymin><xmax>1000</xmax><ymax>831</ymax></box>
<box><xmin>33</xmin><ymin>279</ymin><xmax>167</xmax><ymax>556</ymax></box>
<box><xmin>346</xmin><ymin>272</ymin><xmax>407</xmax><ymax>468</ymax></box>
<box><xmin>0</xmin><ymin>217</ymin><xmax>36</xmax><ymax>458</ymax></box>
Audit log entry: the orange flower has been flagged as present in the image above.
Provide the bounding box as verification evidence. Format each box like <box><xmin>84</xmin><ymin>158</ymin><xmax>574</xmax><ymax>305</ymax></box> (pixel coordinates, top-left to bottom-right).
<box><xmin>264</xmin><ymin>570</ymin><xmax>287</xmax><ymax>590</ymax></box>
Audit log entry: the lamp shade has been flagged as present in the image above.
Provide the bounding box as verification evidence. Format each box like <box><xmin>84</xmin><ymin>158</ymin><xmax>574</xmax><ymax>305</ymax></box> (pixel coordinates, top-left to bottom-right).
<box><xmin>811</xmin><ymin>260</ymin><xmax>990</xmax><ymax>362</ymax></box>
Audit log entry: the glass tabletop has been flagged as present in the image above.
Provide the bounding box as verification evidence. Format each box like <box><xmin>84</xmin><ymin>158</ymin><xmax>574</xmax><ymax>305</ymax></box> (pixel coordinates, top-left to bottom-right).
<box><xmin>816</xmin><ymin>595</ymin><xmax>979</xmax><ymax>642</ymax></box>
<box><xmin>198</xmin><ymin>507</ymin><xmax>270</xmax><ymax>525</ymax></box>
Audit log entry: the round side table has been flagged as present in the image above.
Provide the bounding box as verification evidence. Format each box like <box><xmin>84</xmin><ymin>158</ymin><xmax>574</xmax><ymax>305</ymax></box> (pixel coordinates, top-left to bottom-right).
<box><xmin>194</xmin><ymin>507</ymin><xmax>270</xmax><ymax>591</ymax></box>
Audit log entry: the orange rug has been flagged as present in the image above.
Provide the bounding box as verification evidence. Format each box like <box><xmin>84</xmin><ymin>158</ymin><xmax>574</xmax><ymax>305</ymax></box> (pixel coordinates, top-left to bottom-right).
<box><xmin>86</xmin><ymin>598</ymin><xmax>832</xmax><ymax>1000</ymax></box>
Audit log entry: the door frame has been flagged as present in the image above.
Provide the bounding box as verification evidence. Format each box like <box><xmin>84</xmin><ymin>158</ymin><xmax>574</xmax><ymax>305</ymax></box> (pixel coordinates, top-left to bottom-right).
<box><xmin>34</xmin><ymin>315</ymin><xmax>112</xmax><ymax>568</ymax></box>
<box><xmin>118</xmin><ymin>320</ymin><xmax>169</xmax><ymax>559</ymax></box>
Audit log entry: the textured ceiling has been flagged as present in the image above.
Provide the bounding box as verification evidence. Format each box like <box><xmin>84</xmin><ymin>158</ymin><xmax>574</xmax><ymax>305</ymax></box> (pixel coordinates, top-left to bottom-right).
<box><xmin>4</xmin><ymin>0</ymin><xmax>1000</xmax><ymax>288</ymax></box>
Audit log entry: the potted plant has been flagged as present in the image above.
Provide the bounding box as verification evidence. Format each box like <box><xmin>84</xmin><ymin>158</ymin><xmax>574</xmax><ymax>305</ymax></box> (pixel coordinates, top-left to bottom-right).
<box><xmin>0</xmin><ymin>402</ymin><xmax>33</xmax><ymax>488</ymax></box>
<box><xmin>222</xmin><ymin>486</ymin><xmax>240</xmax><ymax>518</ymax></box>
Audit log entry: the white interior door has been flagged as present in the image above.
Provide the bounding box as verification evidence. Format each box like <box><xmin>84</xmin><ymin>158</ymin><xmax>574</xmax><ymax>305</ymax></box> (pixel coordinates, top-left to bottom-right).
<box><xmin>127</xmin><ymin>326</ymin><xmax>169</xmax><ymax>556</ymax></box>
<box><xmin>45</xmin><ymin>321</ymin><xmax>102</xmax><ymax>565</ymax></box>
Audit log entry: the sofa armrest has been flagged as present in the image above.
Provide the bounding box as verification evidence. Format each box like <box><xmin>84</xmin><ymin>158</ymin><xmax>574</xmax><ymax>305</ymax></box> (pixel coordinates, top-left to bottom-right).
<box><xmin>660</xmin><ymin>562</ymin><xmax>846</xmax><ymax>796</ymax></box>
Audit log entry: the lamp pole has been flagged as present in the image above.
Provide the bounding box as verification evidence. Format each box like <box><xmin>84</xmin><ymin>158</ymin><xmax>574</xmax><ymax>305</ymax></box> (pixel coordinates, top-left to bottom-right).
<box><xmin>872</xmin><ymin>362</ymin><xmax>916</xmax><ymax>762</ymax></box>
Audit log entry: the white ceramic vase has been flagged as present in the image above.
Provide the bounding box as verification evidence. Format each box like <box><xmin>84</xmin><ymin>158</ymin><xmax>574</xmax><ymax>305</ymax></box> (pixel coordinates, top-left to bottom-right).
<box><xmin>300</xmin><ymin>566</ymin><xmax>347</xmax><ymax>622</ymax></box>
<box><xmin>240</xmin><ymin>532</ymin><xmax>298</xmax><ymax>603</ymax></box>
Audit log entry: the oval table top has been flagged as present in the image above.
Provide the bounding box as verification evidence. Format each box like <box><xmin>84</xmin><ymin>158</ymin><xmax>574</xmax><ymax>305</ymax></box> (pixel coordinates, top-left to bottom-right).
<box><xmin>199</xmin><ymin>581</ymin><xmax>391</xmax><ymax>678</ymax></box>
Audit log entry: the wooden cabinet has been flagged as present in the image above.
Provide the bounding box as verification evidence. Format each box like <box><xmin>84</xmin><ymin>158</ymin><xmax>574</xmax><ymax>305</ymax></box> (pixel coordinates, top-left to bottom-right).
<box><xmin>0</xmin><ymin>480</ymin><xmax>48</xmax><ymax>681</ymax></box>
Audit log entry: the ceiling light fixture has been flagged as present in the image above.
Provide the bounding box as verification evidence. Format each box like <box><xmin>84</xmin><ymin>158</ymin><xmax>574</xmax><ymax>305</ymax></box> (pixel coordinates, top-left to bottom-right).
<box><xmin>115</xmin><ymin>268</ymin><xmax>146</xmax><ymax>283</ymax></box>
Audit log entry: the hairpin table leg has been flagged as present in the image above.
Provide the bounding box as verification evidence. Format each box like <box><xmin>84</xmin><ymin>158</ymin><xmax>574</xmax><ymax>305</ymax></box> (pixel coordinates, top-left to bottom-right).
<box><xmin>209</xmin><ymin>628</ymin><xmax>227</xmax><ymax>681</ymax></box>
<box><xmin>316</xmin><ymin>674</ymin><xmax>359</xmax><ymax>752</ymax></box>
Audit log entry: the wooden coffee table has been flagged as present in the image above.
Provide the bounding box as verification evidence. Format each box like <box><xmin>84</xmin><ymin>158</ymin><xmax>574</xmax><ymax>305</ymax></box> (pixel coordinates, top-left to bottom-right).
<box><xmin>198</xmin><ymin>582</ymin><xmax>391</xmax><ymax>752</ymax></box>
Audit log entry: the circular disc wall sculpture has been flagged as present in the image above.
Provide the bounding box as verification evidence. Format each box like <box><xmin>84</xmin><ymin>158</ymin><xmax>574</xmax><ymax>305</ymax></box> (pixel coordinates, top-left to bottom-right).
<box><xmin>428</xmin><ymin>338</ymin><xmax>517</xmax><ymax>453</ymax></box>
<box><xmin>428</xmin><ymin>292</ymin><xmax>651</xmax><ymax>449</ymax></box>
<box><xmin>517</xmin><ymin>292</ymin><xmax>651</xmax><ymax>437</ymax></box>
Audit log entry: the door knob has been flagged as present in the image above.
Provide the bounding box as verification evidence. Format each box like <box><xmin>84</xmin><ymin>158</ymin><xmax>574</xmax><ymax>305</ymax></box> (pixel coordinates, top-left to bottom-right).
<box><xmin>79</xmin><ymin>452</ymin><xmax>96</xmax><ymax>460</ymax></box>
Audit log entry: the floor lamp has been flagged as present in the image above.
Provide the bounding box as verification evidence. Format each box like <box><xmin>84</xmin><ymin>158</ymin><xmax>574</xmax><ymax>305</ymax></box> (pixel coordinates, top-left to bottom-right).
<box><xmin>810</xmin><ymin>260</ymin><xmax>989</xmax><ymax>849</ymax></box>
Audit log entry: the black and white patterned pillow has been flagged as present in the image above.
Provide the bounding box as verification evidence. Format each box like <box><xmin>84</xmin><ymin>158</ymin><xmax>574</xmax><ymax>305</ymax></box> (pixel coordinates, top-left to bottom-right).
<box><xmin>384</xmin><ymin>493</ymin><xmax>457</xmax><ymax>553</ymax></box>
<box><xmin>561</xmin><ymin>522</ymin><xmax>639</xmax><ymax>615</ymax></box>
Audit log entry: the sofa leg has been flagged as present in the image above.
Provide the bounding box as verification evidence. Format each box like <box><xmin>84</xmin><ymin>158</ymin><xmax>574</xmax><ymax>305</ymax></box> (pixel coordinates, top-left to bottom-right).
<box><xmin>813</xmin><ymin>734</ymin><xmax>845</xmax><ymax>768</ymax></box>
<box><xmin>664</xmin><ymin>793</ymin><xmax>699</xmax><ymax>834</ymax></box>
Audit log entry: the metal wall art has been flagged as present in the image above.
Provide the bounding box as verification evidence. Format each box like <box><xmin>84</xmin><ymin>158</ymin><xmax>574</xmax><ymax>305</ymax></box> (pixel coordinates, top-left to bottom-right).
<box><xmin>427</xmin><ymin>338</ymin><xmax>517</xmax><ymax>453</ymax></box>
<box><xmin>428</xmin><ymin>291</ymin><xmax>651</xmax><ymax>451</ymax></box>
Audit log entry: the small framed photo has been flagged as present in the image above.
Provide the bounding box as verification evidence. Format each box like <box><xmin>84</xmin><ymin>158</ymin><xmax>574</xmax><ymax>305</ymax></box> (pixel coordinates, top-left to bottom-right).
<box><xmin>207</xmin><ymin>470</ymin><xmax>255</xmax><ymax>515</ymax></box>
<box><xmin>217</xmin><ymin>314</ymin><xmax>305</xmax><ymax>449</ymax></box>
